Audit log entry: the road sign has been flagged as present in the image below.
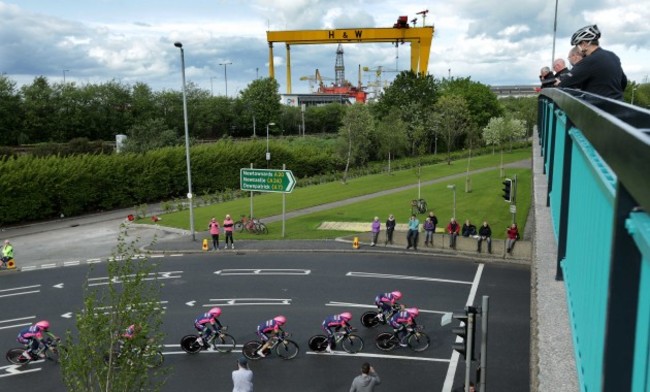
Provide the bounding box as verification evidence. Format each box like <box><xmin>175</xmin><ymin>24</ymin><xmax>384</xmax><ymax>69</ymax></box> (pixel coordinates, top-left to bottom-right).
<box><xmin>510</xmin><ymin>204</ymin><xmax>517</xmax><ymax>214</ymax></box>
<box><xmin>240</xmin><ymin>169</ymin><xmax>296</xmax><ymax>193</ymax></box>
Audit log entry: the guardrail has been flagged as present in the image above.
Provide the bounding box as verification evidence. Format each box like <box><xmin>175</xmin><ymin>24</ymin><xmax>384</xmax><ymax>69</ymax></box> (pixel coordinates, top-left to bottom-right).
<box><xmin>538</xmin><ymin>88</ymin><xmax>650</xmax><ymax>391</ymax></box>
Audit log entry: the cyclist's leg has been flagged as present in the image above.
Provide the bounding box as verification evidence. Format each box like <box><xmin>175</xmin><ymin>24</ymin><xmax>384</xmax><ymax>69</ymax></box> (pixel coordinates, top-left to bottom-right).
<box><xmin>322</xmin><ymin>323</ymin><xmax>334</xmax><ymax>352</ymax></box>
<box><xmin>256</xmin><ymin>329</ymin><xmax>270</xmax><ymax>356</ymax></box>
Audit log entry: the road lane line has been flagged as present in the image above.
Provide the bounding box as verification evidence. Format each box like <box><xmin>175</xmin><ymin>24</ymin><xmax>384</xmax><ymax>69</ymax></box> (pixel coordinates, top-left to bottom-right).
<box><xmin>0</xmin><ymin>323</ymin><xmax>33</xmax><ymax>330</ymax></box>
<box><xmin>0</xmin><ymin>285</ymin><xmax>41</xmax><ymax>293</ymax></box>
<box><xmin>20</xmin><ymin>266</ymin><xmax>36</xmax><ymax>271</ymax></box>
<box><xmin>206</xmin><ymin>298</ymin><xmax>291</xmax><ymax>306</ymax></box>
<box><xmin>442</xmin><ymin>263</ymin><xmax>484</xmax><ymax>392</ymax></box>
<box><xmin>0</xmin><ymin>316</ymin><xmax>36</xmax><ymax>324</ymax></box>
<box><xmin>215</xmin><ymin>269</ymin><xmax>311</xmax><ymax>275</ymax></box>
<box><xmin>0</xmin><ymin>365</ymin><xmax>42</xmax><ymax>378</ymax></box>
<box><xmin>169</xmin><ymin>254</ymin><xmax>184</xmax><ymax>257</ymax></box>
<box><xmin>346</xmin><ymin>271</ymin><xmax>473</xmax><ymax>285</ymax></box>
<box><xmin>0</xmin><ymin>290</ymin><xmax>41</xmax><ymax>299</ymax></box>
<box><xmin>41</xmin><ymin>263</ymin><xmax>57</xmax><ymax>269</ymax></box>
<box><xmin>325</xmin><ymin>301</ymin><xmax>448</xmax><ymax>315</ymax></box>
<box><xmin>64</xmin><ymin>261</ymin><xmax>80</xmax><ymax>266</ymax></box>
<box><xmin>305</xmin><ymin>351</ymin><xmax>451</xmax><ymax>362</ymax></box>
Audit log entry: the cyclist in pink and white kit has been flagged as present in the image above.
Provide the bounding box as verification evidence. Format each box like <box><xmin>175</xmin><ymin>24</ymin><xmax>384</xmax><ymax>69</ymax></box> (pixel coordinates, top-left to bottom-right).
<box><xmin>194</xmin><ymin>307</ymin><xmax>223</xmax><ymax>346</ymax></box>
<box><xmin>322</xmin><ymin>312</ymin><xmax>352</xmax><ymax>353</ymax></box>
<box><xmin>255</xmin><ymin>315</ymin><xmax>287</xmax><ymax>357</ymax></box>
<box><xmin>16</xmin><ymin>320</ymin><xmax>51</xmax><ymax>360</ymax></box>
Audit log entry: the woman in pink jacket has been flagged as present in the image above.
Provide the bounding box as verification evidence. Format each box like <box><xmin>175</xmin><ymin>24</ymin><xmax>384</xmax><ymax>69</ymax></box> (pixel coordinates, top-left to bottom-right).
<box><xmin>208</xmin><ymin>218</ymin><xmax>220</xmax><ymax>250</ymax></box>
<box><xmin>223</xmin><ymin>214</ymin><xmax>235</xmax><ymax>249</ymax></box>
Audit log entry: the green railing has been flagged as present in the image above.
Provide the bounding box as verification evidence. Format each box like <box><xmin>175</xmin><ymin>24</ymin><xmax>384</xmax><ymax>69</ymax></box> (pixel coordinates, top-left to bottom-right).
<box><xmin>538</xmin><ymin>88</ymin><xmax>650</xmax><ymax>391</ymax></box>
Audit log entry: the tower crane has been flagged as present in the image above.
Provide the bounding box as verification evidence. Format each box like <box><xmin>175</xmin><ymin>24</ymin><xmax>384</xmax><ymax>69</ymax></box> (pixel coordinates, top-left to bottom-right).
<box><xmin>362</xmin><ymin>66</ymin><xmax>399</xmax><ymax>100</ymax></box>
<box><xmin>416</xmin><ymin>10</ymin><xmax>429</xmax><ymax>27</ymax></box>
<box><xmin>299</xmin><ymin>69</ymin><xmax>333</xmax><ymax>93</ymax></box>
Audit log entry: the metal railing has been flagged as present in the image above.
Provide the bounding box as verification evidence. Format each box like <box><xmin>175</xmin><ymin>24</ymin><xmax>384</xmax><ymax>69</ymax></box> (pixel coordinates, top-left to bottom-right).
<box><xmin>538</xmin><ymin>88</ymin><xmax>650</xmax><ymax>391</ymax></box>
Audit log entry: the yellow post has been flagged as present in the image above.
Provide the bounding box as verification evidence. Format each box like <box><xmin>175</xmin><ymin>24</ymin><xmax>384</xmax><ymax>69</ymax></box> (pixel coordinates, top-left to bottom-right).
<box><xmin>353</xmin><ymin>237</ymin><xmax>359</xmax><ymax>249</ymax></box>
<box><xmin>6</xmin><ymin>259</ymin><xmax>16</xmax><ymax>269</ymax></box>
<box><xmin>202</xmin><ymin>239</ymin><xmax>209</xmax><ymax>251</ymax></box>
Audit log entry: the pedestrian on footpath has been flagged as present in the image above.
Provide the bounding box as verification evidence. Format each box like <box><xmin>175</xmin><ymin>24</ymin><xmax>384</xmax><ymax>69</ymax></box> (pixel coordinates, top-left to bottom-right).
<box><xmin>384</xmin><ymin>214</ymin><xmax>396</xmax><ymax>245</ymax></box>
<box><xmin>1</xmin><ymin>239</ymin><xmax>14</xmax><ymax>267</ymax></box>
<box><xmin>406</xmin><ymin>214</ymin><xmax>419</xmax><ymax>251</ymax></box>
<box><xmin>232</xmin><ymin>356</ymin><xmax>253</xmax><ymax>392</ymax></box>
<box><xmin>349</xmin><ymin>362</ymin><xmax>381</xmax><ymax>392</ymax></box>
<box><xmin>208</xmin><ymin>218</ymin><xmax>220</xmax><ymax>250</ymax></box>
<box><xmin>370</xmin><ymin>217</ymin><xmax>381</xmax><ymax>247</ymax></box>
<box><xmin>223</xmin><ymin>214</ymin><xmax>235</xmax><ymax>249</ymax></box>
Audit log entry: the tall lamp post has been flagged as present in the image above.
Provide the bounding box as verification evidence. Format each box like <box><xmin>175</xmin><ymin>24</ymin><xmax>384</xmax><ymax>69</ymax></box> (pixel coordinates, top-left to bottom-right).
<box><xmin>210</xmin><ymin>76</ymin><xmax>217</xmax><ymax>96</ymax></box>
<box><xmin>63</xmin><ymin>69</ymin><xmax>69</xmax><ymax>83</ymax></box>
<box><xmin>447</xmin><ymin>184</ymin><xmax>456</xmax><ymax>218</ymax></box>
<box><xmin>174</xmin><ymin>41</ymin><xmax>195</xmax><ymax>241</ymax></box>
<box><xmin>219</xmin><ymin>62</ymin><xmax>232</xmax><ymax>97</ymax></box>
<box><xmin>266</xmin><ymin>122</ymin><xmax>275</xmax><ymax>167</ymax></box>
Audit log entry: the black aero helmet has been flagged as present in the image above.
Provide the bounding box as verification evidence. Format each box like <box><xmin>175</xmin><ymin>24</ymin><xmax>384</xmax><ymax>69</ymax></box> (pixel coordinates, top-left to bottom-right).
<box><xmin>571</xmin><ymin>24</ymin><xmax>601</xmax><ymax>46</ymax></box>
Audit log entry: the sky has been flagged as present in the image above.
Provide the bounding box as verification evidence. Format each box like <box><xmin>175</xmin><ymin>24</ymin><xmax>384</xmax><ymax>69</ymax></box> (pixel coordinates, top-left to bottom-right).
<box><xmin>1</xmin><ymin>0</ymin><xmax>648</xmax><ymax>96</ymax></box>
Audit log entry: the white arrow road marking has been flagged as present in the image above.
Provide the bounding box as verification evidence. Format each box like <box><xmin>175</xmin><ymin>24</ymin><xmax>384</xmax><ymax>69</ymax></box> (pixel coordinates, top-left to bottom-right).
<box><xmin>61</xmin><ymin>312</ymin><xmax>73</xmax><ymax>319</ymax></box>
<box><xmin>53</xmin><ymin>283</ymin><xmax>64</xmax><ymax>289</ymax></box>
<box><xmin>214</xmin><ymin>269</ymin><xmax>310</xmax><ymax>276</ymax></box>
<box><xmin>325</xmin><ymin>301</ymin><xmax>448</xmax><ymax>315</ymax></box>
<box><xmin>88</xmin><ymin>271</ymin><xmax>183</xmax><ymax>286</ymax></box>
<box><xmin>0</xmin><ymin>316</ymin><xmax>36</xmax><ymax>330</ymax></box>
<box><xmin>0</xmin><ymin>285</ymin><xmax>41</xmax><ymax>299</ymax></box>
<box><xmin>346</xmin><ymin>271</ymin><xmax>473</xmax><ymax>285</ymax></box>
<box><xmin>88</xmin><ymin>301</ymin><xmax>169</xmax><ymax>315</ymax></box>
<box><xmin>185</xmin><ymin>300</ymin><xmax>196</xmax><ymax>307</ymax></box>
<box><xmin>206</xmin><ymin>298</ymin><xmax>292</xmax><ymax>306</ymax></box>
<box><xmin>305</xmin><ymin>351</ymin><xmax>450</xmax><ymax>362</ymax></box>
<box><xmin>0</xmin><ymin>364</ymin><xmax>42</xmax><ymax>378</ymax></box>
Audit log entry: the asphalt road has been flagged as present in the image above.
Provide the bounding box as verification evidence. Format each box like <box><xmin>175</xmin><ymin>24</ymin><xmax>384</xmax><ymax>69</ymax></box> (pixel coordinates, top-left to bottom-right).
<box><xmin>0</xmin><ymin>252</ymin><xmax>529</xmax><ymax>391</ymax></box>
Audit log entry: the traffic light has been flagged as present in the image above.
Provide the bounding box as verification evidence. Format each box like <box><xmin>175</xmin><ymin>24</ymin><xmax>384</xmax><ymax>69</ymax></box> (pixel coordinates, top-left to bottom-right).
<box><xmin>452</xmin><ymin>306</ymin><xmax>477</xmax><ymax>360</ymax></box>
<box><xmin>502</xmin><ymin>178</ymin><xmax>513</xmax><ymax>202</ymax></box>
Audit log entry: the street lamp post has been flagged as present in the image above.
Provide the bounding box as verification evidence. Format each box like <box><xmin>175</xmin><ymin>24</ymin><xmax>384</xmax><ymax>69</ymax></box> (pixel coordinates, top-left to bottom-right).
<box><xmin>219</xmin><ymin>62</ymin><xmax>232</xmax><ymax>97</ymax></box>
<box><xmin>447</xmin><ymin>184</ymin><xmax>456</xmax><ymax>218</ymax></box>
<box><xmin>63</xmin><ymin>69</ymin><xmax>69</xmax><ymax>83</ymax></box>
<box><xmin>174</xmin><ymin>41</ymin><xmax>195</xmax><ymax>241</ymax></box>
<box><xmin>210</xmin><ymin>76</ymin><xmax>217</xmax><ymax>96</ymax></box>
<box><xmin>266</xmin><ymin>122</ymin><xmax>275</xmax><ymax>167</ymax></box>
<box><xmin>631</xmin><ymin>86</ymin><xmax>639</xmax><ymax>105</ymax></box>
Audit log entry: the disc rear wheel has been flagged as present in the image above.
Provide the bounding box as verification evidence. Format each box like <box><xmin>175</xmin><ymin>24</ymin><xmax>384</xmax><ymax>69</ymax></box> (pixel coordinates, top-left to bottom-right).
<box><xmin>360</xmin><ymin>311</ymin><xmax>380</xmax><ymax>328</ymax></box>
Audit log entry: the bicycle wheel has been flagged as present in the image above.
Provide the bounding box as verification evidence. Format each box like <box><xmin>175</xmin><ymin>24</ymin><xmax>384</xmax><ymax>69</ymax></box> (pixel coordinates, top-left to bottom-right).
<box><xmin>408</xmin><ymin>331</ymin><xmax>430</xmax><ymax>352</ymax></box>
<box><xmin>275</xmin><ymin>339</ymin><xmax>299</xmax><ymax>360</ymax></box>
<box><xmin>212</xmin><ymin>333</ymin><xmax>236</xmax><ymax>353</ymax></box>
<box><xmin>234</xmin><ymin>221</ymin><xmax>244</xmax><ymax>232</ymax></box>
<box><xmin>360</xmin><ymin>311</ymin><xmax>380</xmax><ymax>328</ymax></box>
<box><xmin>255</xmin><ymin>223</ymin><xmax>268</xmax><ymax>234</ymax></box>
<box><xmin>6</xmin><ymin>348</ymin><xmax>29</xmax><ymax>364</ymax></box>
<box><xmin>45</xmin><ymin>346</ymin><xmax>60</xmax><ymax>362</ymax></box>
<box><xmin>375</xmin><ymin>333</ymin><xmax>397</xmax><ymax>352</ymax></box>
<box><xmin>308</xmin><ymin>335</ymin><xmax>328</xmax><ymax>352</ymax></box>
<box><xmin>342</xmin><ymin>335</ymin><xmax>364</xmax><ymax>354</ymax></box>
<box><xmin>242</xmin><ymin>341</ymin><xmax>262</xmax><ymax>360</ymax></box>
<box><xmin>180</xmin><ymin>335</ymin><xmax>202</xmax><ymax>354</ymax></box>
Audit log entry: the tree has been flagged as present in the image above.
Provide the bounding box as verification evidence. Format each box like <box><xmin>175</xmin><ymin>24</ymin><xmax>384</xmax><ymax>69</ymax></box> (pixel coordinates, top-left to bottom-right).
<box><xmin>499</xmin><ymin>96</ymin><xmax>537</xmax><ymax>137</ymax></box>
<box><xmin>239</xmin><ymin>77</ymin><xmax>282</xmax><ymax>134</ymax></box>
<box><xmin>375</xmin><ymin>108</ymin><xmax>408</xmax><ymax>173</ymax></box>
<box><xmin>440</xmin><ymin>77</ymin><xmax>502</xmax><ymax>130</ymax></box>
<box><xmin>122</xmin><ymin>118</ymin><xmax>181</xmax><ymax>153</ymax></box>
<box><xmin>482</xmin><ymin>116</ymin><xmax>527</xmax><ymax>176</ymax></box>
<box><xmin>21</xmin><ymin>76</ymin><xmax>57</xmax><ymax>142</ymax></box>
<box><xmin>431</xmin><ymin>95</ymin><xmax>471</xmax><ymax>164</ymax></box>
<box><xmin>0</xmin><ymin>74</ymin><xmax>24</xmax><ymax>145</ymax></box>
<box><xmin>337</xmin><ymin>104</ymin><xmax>375</xmax><ymax>183</ymax></box>
<box><xmin>60</xmin><ymin>226</ymin><xmax>168</xmax><ymax>391</ymax></box>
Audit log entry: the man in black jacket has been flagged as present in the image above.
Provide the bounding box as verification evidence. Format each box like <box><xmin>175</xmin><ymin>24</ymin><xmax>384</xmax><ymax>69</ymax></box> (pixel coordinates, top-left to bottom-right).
<box><xmin>557</xmin><ymin>24</ymin><xmax>627</xmax><ymax>100</ymax></box>
<box><xmin>477</xmin><ymin>221</ymin><xmax>492</xmax><ymax>254</ymax></box>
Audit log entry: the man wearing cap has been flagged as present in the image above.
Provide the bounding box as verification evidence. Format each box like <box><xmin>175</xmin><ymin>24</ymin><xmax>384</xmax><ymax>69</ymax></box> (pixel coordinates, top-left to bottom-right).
<box><xmin>557</xmin><ymin>24</ymin><xmax>627</xmax><ymax>100</ymax></box>
<box><xmin>232</xmin><ymin>356</ymin><xmax>253</xmax><ymax>392</ymax></box>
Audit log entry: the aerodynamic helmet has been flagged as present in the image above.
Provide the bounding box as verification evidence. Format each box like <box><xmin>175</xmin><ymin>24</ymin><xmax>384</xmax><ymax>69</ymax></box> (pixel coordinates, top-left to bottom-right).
<box><xmin>406</xmin><ymin>307</ymin><xmax>420</xmax><ymax>317</ymax></box>
<box><xmin>339</xmin><ymin>312</ymin><xmax>352</xmax><ymax>321</ymax></box>
<box><xmin>273</xmin><ymin>315</ymin><xmax>287</xmax><ymax>325</ymax></box>
<box><xmin>208</xmin><ymin>307</ymin><xmax>222</xmax><ymax>317</ymax></box>
<box><xmin>571</xmin><ymin>24</ymin><xmax>601</xmax><ymax>46</ymax></box>
<box><xmin>35</xmin><ymin>320</ymin><xmax>50</xmax><ymax>330</ymax></box>
<box><xmin>391</xmin><ymin>291</ymin><xmax>403</xmax><ymax>300</ymax></box>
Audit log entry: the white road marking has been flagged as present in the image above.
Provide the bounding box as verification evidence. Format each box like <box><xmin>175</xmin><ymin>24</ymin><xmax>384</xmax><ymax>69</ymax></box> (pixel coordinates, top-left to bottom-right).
<box><xmin>0</xmin><ymin>284</ymin><xmax>41</xmax><ymax>299</ymax></box>
<box><xmin>61</xmin><ymin>312</ymin><xmax>73</xmax><ymax>319</ymax></box>
<box><xmin>442</xmin><ymin>263</ymin><xmax>485</xmax><ymax>392</ymax></box>
<box><xmin>0</xmin><ymin>364</ymin><xmax>42</xmax><ymax>378</ymax></box>
<box><xmin>325</xmin><ymin>301</ymin><xmax>448</xmax><ymax>315</ymax></box>
<box><xmin>20</xmin><ymin>266</ymin><xmax>36</xmax><ymax>271</ymax></box>
<box><xmin>88</xmin><ymin>271</ymin><xmax>182</xmax><ymax>286</ymax></box>
<box><xmin>214</xmin><ymin>269</ymin><xmax>311</xmax><ymax>276</ymax></box>
<box><xmin>0</xmin><ymin>316</ymin><xmax>36</xmax><ymax>330</ymax></box>
<box><xmin>346</xmin><ymin>271</ymin><xmax>473</xmax><ymax>285</ymax></box>
<box><xmin>0</xmin><ymin>285</ymin><xmax>41</xmax><ymax>293</ymax></box>
<box><xmin>53</xmin><ymin>283</ymin><xmax>64</xmax><ymax>289</ymax></box>
<box><xmin>305</xmin><ymin>351</ymin><xmax>451</xmax><ymax>362</ymax></box>
<box><xmin>169</xmin><ymin>254</ymin><xmax>184</xmax><ymax>257</ymax></box>
<box><xmin>185</xmin><ymin>300</ymin><xmax>196</xmax><ymax>306</ymax></box>
<box><xmin>64</xmin><ymin>261</ymin><xmax>80</xmax><ymax>266</ymax></box>
<box><xmin>206</xmin><ymin>298</ymin><xmax>291</xmax><ymax>306</ymax></box>
<box><xmin>41</xmin><ymin>263</ymin><xmax>56</xmax><ymax>269</ymax></box>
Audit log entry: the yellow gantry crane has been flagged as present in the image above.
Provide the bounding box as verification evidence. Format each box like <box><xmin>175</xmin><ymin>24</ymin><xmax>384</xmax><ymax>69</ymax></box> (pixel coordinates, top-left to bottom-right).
<box><xmin>267</xmin><ymin>15</ymin><xmax>435</xmax><ymax>93</ymax></box>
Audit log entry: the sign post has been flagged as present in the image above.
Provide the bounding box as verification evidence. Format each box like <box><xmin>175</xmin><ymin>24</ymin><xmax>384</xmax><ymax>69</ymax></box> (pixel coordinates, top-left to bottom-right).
<box><xmin>240</xmin><ymin>168</ymin><xmax>296</xmax><ymax>193</ymax></box>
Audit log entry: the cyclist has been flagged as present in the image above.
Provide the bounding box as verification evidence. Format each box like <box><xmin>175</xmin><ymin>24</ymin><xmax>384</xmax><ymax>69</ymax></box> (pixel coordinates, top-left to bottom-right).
<box><xmin>374</xmin><ymin>291</ymin><xmax>402</xmax><ymax>321</ymax></box>
<box><xmin>322</xmin><ymin>312</ymin><xmax>352</xmax><ymax>353</ymax></box>
<box><xmin>16</xmin><ymin>320</ymin><xmax>51</xmax><ymax>360</ymax></box>
<box><xmin>255</xmin><ymin>315</ymin><xmax>287</xmax><ymax>357</ymax></box>
<box><xmin>194</xmin><ymin>307</ymin><xmax>223</xmax><ymax>346</ymax></box>
<box><xmin>389</xmin><ymin>307</ymin><xmax>419</xmax><ymax>347</ymax></box>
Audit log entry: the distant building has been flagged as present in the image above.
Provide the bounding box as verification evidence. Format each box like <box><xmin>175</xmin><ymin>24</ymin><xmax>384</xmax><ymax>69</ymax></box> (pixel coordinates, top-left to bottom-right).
<box><xmin>281</xmin><ymin>93</ymin><xmax>355</xmax><ymax>107</ymax></box>
<box><xmin>490</xmin><ymin>85</ymin><xmax>539</xmax><ymax>98</ymax></box>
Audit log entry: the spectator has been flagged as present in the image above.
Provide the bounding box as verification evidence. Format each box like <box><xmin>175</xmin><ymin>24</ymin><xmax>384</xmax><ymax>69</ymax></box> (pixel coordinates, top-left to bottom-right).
<box><xmin>208</xmin><ymin>218</ymin><xmax>220</xmax><ymax>251</ymax></box>
<box><xmin>1</xmin><ymin>239</ymin><xmax>13</xmax><ymax>267</ymax></box>
<box><xmin>477</xmin><ymin>221</ymin><xmax>492</xmax><ymax>254</ymax></box>
<box><xmin>506</xmin><ymin>223</ymin><xmax>519</xmax><ymax>254</ymax></box>
<box><xmin>406</xmin><ymin>214</ymin><xmax>420</xmax><ymax>251</ymax></box>
<box><xmin>539</xmin><ymin>66</ymin><xmax>556</xmax><ymax>89</ymax></box>
<box><xmin>553</xmin><ymin>58</ymin><xmax>570</xmax><ymax>82</ymax></box>
<box><xmin>423</xmin><ymin>217</ymin><xmax>435</xmax><ymax>247</ymax></box>
<box><xmin>384</xmin><ymin>214</ymin><xmax>396</xmax><ymax>246</ymax></box>
<box><xmin>350</xmin><ymin>362</ymin><xmax>381</xmax><ymax>392</ymax></box>
<box><xmin>557</xmin><ymin>24</ymin><xmax>627</xmax><ymax>100</ymax></box>
<box><xmin>223</xmin><ymin>214</ymin><xmax>235</xmax><ymax>249</ymax></box>
<box><xmin>370</xmin><ymin>217</ymin><xmax>381</xmax><ymax>247</ymax></box>
<box><xmin>232</xmin><ymin>356</ymin><xmax>253</xmax><ymax>392</ymax></box>
<box><xmin>461</xmin><ymin>219</ymin><xmax>477</xmax><ymax>237</ymax></box>
<box><xmin>427</xmin><ymin>211</ymin><xmax>439</xmax><ymax>232</ymax></box>
<box><xmin>446</xmin><ymin>218</ymin><xmax>460</xmax><ymax>249</ymax></box>
<box><xmin>567</xmin><ymin>46</ymin><xmax>584</xmax><ymax>66</ymax></box>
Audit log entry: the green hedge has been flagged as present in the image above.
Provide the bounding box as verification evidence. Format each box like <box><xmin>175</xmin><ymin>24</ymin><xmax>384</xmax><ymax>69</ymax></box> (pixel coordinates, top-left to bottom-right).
<box><xmin>0</xmin><ymin>139</ymin><xmax>342</xmax><ymax>224</ymax></box>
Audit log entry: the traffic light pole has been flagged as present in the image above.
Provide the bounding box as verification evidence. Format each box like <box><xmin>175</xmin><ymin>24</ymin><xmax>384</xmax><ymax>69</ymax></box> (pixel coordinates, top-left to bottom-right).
<box><xmin>511</xmin><ymin>174</ymin><xmax>518</xmax><ymax>225</ymax></box>
<box><xmin>464</xmin><ymin>311</ymin><xmax>475</xmax><ymax>392</ymax></box>
<box><xmin>479</xmin><ymin>295</ymin><xmax>489</xmax><ymax>392</ymax></box>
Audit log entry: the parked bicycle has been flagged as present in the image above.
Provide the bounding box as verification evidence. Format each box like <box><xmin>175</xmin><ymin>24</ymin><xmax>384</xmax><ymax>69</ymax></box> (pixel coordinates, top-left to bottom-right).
<box><xmin>360</xmin><ymin>304</ymin><xmax>402</xmax><ymax>328</ymax></box>
<box><xmin>234</xmin><ymin>216</ymin><xmax>269</xmax><ymax>234</ymax></box>
<box><xmin>180</xmin><ymin>326</ymin><xmax>236</xmax><ymax>354</ymax></box>
<box><xmin>375</xmin><ymin>325</ymin><xmax>430</xmax><ymax>352</ymax></box>
<box><xmin>308</xmin><ymin>327</ymin><xmax>364</xmax><ymax>354</ymax></box>
<box><xmin>242</xmin><ymin>332</ymin><xmax>299</xmax><ymax>360</ymax></box>
<box><xmin>6</xmin><ymin>333</ymin><xmax>61</xmax><ymax>365</ymax></box>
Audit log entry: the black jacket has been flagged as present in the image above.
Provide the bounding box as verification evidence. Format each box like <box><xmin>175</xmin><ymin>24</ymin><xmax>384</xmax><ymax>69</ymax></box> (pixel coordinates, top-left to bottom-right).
<box><xmin>558</xmin><ymin>47</ymin><xmax>627</xmax><ymax>100</ymax></box>
<box><xmin>478</xmin><ymin>225</ymin><xmax>492</xmax><ymax>238</ymax></box>
<box><xmin>462</xmin><ymin>224</ymin><xmax>477</xmax><ymax>237</ymax></box>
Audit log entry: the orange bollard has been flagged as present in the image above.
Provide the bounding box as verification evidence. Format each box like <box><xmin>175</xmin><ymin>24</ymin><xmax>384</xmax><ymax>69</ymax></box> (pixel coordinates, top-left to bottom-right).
<box><xmin>6</xmin><ymin>259</ymin><xmax>16</xmax><ymax>269</ymax></box>
<box><xmin>353</xmin><ymin>237</ymin><xmax>360</xmax><ymax>249</ymax></box>
<box><xmin>202</xmin><ymin>239</ymin><xmax>209</xmax><ymax>251</ymax></box>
